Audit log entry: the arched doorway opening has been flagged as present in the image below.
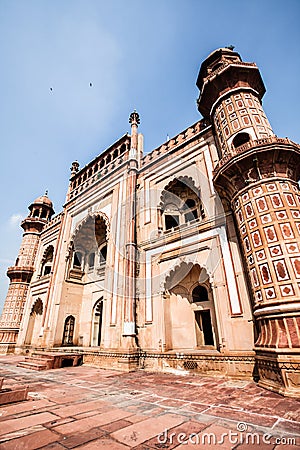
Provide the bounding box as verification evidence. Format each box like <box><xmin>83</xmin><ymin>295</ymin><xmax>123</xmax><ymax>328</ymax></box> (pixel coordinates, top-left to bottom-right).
<box><xmin>62</xmin><ymin>315</ymin><xmax>75</xmax><ymax>346</ymax></box>
<box><xmin>25</xmin><ymin>299</ymin><xmax>43</xmax><ymax>345</ymax></box>
<box><xmin>164</xmin><ymin>263</ymin><xmax>217</xmax><ymax>350</ymax></box>
<box><xmin>91</xmin><ymin>298</ymin><xmax>103</xmax><ymax>346</ymax></box>
<box><xmin>192</xmin><ymin>285</ymin><xmax>215</xmax><ymax>346</ymax></box>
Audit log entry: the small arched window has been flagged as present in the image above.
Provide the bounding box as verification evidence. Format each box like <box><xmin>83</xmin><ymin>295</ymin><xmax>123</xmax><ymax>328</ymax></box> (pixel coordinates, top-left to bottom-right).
<box><xmin>41</xmin><ymin>246</ymin><xmax>54</xmax><ymax>276</ymax></box>
<box><xmin>62</xmin><ymin>315</ymin><xmax>75</xmax><ymax>346</ymax></box>
<box><xmin>232</xmin><ymin>132</ymin><xmax>250</xmax><ymax>149</ymax></box>
<box><xmin>192</xmin><ymin>285</ymin><xmax>209</xmax><ymax>302</ymax></box>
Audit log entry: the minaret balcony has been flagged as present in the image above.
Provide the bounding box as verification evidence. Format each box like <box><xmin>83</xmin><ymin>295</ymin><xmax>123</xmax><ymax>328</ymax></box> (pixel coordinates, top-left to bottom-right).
<box><xmin>214</xmin><ymin>137</ymin><xmax>300</xmax><ymax>175</ymax></box>
<box><xmin>7</xmin><ymin>266</ymin><xmax>34</xmax><ymax>283</ymax></box>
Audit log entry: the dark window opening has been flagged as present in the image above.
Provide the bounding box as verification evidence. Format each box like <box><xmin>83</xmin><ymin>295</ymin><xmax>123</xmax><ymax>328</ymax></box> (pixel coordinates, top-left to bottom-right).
<box><xmin>94</xmin><ymin>301</ymin><xmax>103</xmax><ymax>346</ymax></box>
<box><xmin>232</xmin><ymin>132</ymin><xmax>250</xmax><ymax>148</ymax></box>
<box><xmin>106</xmin><ymin>154</ymin><xmax>111</xmax><ymax>164</ymax></box>
<box><xmin>100</xmin><ymin>245</ymin><xmax>107</xmax><ymax>263</ymax></box>
<box><xmin>184</xmin><ymin>199</ymin><xmax>196</xmax><ymax>208</ymax></box>
<box><xmin>165</xmin><ymin>215</ymin><xmax>179</xmax><ymax>230</ymax></box>
<box><xmin>192</xmin><ymin>285</ymin><xmax>208</xmax><ymax>302</ymax></box>
<box><xmin>113</xmin><ymin>149</ymin><xmax>118</xmax><ymax>159</ymax></box>
<box><xmin>184</xmin><ymin>209</ymin><xmax>198</xmax><ymax>222</ymax></box>
<box><xmin>120</xmin><ymin>144</ymin><xmax>126</xmax><ymax>154</ymax></box>
<box><xmin>88</xmin><ymin>252</ymin><xmax>95</xmax><ymax>269</ymax></box>
<box><xmin>183</xmin><ymin>199</ymin><xmax>199</xmax><ymax>222</ymax></box>
<box><xmin>73</xmin><ymin>252</ymin><xmax>83</xmax><ymax>268</ymax></box>
<box><xmin>33</xmin><ymin>209</ymin><xmax>39</xmax><ymax>217</ymax></box>
<box><xmin>43</xmin><ymin>265</ymin><xmax>51</xmax><ymax>276</ymax></box>
<box><xmin>41</xmin><ymin>210</ymin><xmax>47</xmax><ymax>219</ymax></box>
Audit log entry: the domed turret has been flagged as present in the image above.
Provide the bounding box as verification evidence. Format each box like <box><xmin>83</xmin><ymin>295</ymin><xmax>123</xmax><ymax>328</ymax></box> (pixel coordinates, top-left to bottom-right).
<box><xmin>28</xmin><ymin>191</ymin><xmax>55</xmax><ymax>221</ymax></box>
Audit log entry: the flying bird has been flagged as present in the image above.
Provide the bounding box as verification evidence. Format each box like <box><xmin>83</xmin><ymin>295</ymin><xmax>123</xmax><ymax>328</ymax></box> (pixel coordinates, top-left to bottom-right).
<box><xmin>89</xmin><ymin>82</ymin><xmax>93</xmax><ymax>87</ymax></box>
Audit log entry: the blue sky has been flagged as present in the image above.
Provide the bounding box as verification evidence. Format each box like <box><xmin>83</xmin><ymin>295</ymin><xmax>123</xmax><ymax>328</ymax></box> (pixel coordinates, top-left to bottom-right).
<box><xmin>0</xmin><ymin>0</ymin><xmax>300</xmax><ymax>311</ymax></box>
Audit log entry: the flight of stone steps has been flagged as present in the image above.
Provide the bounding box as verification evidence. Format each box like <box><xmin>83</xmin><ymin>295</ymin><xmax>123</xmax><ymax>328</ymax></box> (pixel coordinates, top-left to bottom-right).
<box><xmin>17</xmin><ymin>351</ymin><xmax>82</xmax><ymax>371</ymax></box>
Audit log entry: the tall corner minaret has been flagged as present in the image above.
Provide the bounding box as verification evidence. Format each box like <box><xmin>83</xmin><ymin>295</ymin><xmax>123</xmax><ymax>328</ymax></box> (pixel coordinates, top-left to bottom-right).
<box><xmin>0</xmin><ymin>193</ymin><xmax>54</xmax><ymax>350</ymax></box>
<box><xmin>197</xmin><ymin>47</ymin><xmax>300</xmax><ymax>397</ymax></box>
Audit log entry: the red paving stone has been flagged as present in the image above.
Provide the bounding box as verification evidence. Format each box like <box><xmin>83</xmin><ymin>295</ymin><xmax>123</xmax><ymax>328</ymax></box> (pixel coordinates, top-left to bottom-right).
<box><xmin>53</xmin><ymin>409</ymin><xmax>133</xmax><ymax>435</ymax></box>
<box><xmin>0</xmin><ymin>355</ymin><xmax>299</xmax><ymax>449</ymax></box>
<box><xmin>76</xmin><ymin>438</ymin><xmax>130</xmax><ymax>449</ymax></box>
<box><xmin>0</xmin><ymin>398</ymin><xmax>55</xmax><ymax>419</ymax></box>
<box><xmin>205</xmin><ymin>406</ymin><xmax>279</xmax><ymax>428</ymax></box>
<box><xmin>111</xmin><ymin>413</ymin><xmax>186</xmax><ymax>446</ymax></box>
<box><xmin>0</xmin><ymin>411</ymin><xmax>60</xmax><ymax>435</ymax></box>
<box><xmin>0</xmin><ymin>428</ymin><xmax>60</xmax><ymax>450</ymax></box>
<box><xmin>134</xmin><ymin>420</ymin><xmax>210</xmax><ymax>449</ymax></box>
<box><xmin>175</xmin><ymin>424</ymin><xmax>235</xmax><ymax>449</ymax></box>
<box><xmin>58</xmin><ymin>427</ymin><xmax>106</xmax><ymax>448</ymax></box>
<box><xmin>101</xmin><ymin>419</ymin><xmax>134</xmax><ymax>433</ymax></box>
<box><xmin>52</xmin><ymin>399</ymin><xmax>110</xmax><ymax>418</ymax></box>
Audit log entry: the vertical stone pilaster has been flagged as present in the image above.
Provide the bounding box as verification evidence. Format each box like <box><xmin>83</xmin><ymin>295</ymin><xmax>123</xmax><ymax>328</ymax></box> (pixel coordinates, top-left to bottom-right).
<box><xmin>122</xmin><ymin>111</ymin><xmax>140</xmax><ymax>350</ymax></box>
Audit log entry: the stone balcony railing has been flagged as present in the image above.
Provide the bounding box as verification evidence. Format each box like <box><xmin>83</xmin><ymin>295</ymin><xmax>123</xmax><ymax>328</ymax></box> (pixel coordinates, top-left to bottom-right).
<box><xmin>42</xmin><ymin>212</ymin><xmax>63</xmax><ymax>231</ymax></box>
<box><xmin>69</xmin><ymin>135</ymin><xmax>131</xmax><ymax>196</ymax></box>
<box><xmin>203</xmin><ymin>61</ymin><xmax>257</xmax><ymax>85</ymax></box>
<box><xmin>213</xmin><ymin>136</ymin><xmax>300</xmax><ymax>174</ymax></box>
<box><xmin>142</xmin><ymin>119</ymin><xmax>210</xmax><ymax>167</ymax></box>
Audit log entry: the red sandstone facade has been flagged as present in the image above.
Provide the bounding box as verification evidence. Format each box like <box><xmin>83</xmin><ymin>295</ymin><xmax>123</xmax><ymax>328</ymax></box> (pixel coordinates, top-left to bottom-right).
<box><xmin>0</xmin><ymin>48</ymin><xmax>299</xmax><ymax>397</ymax></box>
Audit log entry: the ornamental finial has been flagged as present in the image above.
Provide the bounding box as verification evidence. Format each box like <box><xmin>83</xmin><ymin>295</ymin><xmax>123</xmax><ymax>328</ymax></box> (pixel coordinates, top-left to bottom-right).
<box><xmin>70</xmin><ymin>160</ymin><xmax>79</xmax><ymax>176</ymax></box>
<box><xmin>129</xmin><ymin>110</ymin><xmax>140</xmax><ymax>126</ymax></box>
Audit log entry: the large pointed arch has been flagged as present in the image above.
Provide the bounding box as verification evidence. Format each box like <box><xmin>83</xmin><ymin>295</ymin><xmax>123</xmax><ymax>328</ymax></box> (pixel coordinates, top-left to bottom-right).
<box><xmin>72</xmin><ymin>211</ymin><xmax>110</xmax><ymax>242</ymax></box>
<box><xmin>67</xmin><ymin>212</ymin><xmax>110</xmax><ymax>260</ymax></box>
<box><xmin>159</xmin><ymin>177</ymin><xmax>205</xmax><ymax>230</ymax></box>
<box><xmin>159</xmin><ymin>176</ymin><xmax>201</xmax><ymax>209</ymax></box>
<box><xmin>163</xmin><ymin>261</ymin><xmax>213</xmax><ymax>291</ymax></box>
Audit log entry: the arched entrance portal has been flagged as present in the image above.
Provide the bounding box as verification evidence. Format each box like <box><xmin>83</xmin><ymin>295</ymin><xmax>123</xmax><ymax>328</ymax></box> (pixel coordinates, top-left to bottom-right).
<box><xmin>91</xmin><ymin>298</ymin><xmax>103</xmax><ymax>346</ymax></box>
<box><xmin>25</xmin><ymin>299</ymin><xmax>43</xmax><ymax>345</ymax></box>
<box><xmin>164</xmin><ymin>264</ymin><xmax>217</xmax><ymax>350</ymax></box>
<box><xmin>62</xmin><ymin>315</ymin><xmax>75</xmax><ymax>346</ymax></box>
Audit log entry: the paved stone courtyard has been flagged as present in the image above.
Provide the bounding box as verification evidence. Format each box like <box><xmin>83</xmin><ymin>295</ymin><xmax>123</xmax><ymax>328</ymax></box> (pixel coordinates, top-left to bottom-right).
<box><xmin>0</xmin><ymin>355</ymin><xmax>299</xmax><ymax>449</ymax></box>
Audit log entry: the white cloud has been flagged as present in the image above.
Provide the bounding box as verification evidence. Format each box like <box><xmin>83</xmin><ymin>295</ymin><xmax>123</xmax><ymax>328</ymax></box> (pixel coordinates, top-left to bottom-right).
<box><xmin>9</xmin><ymin>214</ymin><xmax>23</xmax><ymax>227</ymax></box>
